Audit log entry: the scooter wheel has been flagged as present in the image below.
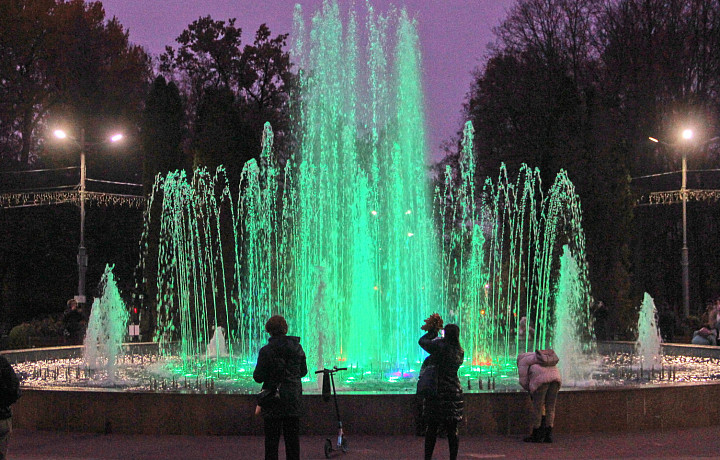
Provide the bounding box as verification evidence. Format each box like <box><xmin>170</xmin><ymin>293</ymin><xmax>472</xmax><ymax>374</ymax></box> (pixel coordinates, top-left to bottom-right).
<box><xmin>324</xmin><ymin>438</ymin><xmax>333</xmax><ymax>458</ymax></box>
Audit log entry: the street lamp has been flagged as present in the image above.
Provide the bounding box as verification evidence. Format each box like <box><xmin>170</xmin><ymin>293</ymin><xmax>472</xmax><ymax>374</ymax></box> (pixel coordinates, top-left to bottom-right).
<box><xmin>53</xmin><ymin>128</ymin><xmax>123</xmax><ymax>307</ymax></box>
<box><xmin>649</xmin><ymin>129</ymin><xmax>695</xmax><ymax>318</ymax></box>
<box><xmin>679</xmin><ymin>129</ymin><xmax>692</xmax><ymax>320</ymax></box>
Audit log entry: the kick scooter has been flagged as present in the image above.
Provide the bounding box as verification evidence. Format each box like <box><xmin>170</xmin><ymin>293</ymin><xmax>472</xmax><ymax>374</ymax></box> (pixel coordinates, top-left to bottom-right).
<box><xmin>315</xmin><ymin>366</ymin><xmax>348</xmax><ymax>458</ymax></box>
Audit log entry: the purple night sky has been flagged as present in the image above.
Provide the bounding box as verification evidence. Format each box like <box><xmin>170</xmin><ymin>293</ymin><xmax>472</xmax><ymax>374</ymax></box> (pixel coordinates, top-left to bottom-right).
<box><xmin>101</xmin><ymin>0</ymin><xmax>515</xmax><ymax>161</ymax></box>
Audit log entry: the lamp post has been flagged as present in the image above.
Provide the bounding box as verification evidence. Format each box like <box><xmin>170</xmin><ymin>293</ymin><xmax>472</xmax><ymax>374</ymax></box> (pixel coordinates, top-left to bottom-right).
<box><xmin>647</xmin><ymin>133</ymin><xmax>720</xmax><ymax>318</ymax></box>
<box><xmin>649</xmin><ymin>129</ymin><xmax>694</xmax><ymax>318</ymax></box>
<box><xmin>680</xmin><ymin>129</ymin><xmax>692</xmax><ymax>319</ymax></box>
<box><xmin>54</xmin><ymin>128</ymin><xmax>123</xmax><ymax>307</ymax></box>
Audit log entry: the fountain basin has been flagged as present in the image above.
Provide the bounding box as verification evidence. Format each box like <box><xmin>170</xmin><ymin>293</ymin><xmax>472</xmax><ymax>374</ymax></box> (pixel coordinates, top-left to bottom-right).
<box><xmin>7</xmin><ymin>343</ymin><xmax>720</xmax><ymax>435</ymax></box>
<box><xmin>12</xmin><ymin>380</ymin><xmax>720</xmax><ymax>435</ymax></box>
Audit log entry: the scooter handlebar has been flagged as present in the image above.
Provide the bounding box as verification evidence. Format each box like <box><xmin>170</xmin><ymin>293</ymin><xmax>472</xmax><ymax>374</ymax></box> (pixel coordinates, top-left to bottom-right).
<box><xmin>314</xmin><ymin>367</ymin><xmax>348</xmax><ymax>374</ymax></box>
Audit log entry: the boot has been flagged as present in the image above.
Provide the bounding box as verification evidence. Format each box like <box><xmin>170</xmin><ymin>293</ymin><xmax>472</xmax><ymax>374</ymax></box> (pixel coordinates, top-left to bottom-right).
<box><xmin>543</xmin><ymin>426</ymin><xmax>553</xmax><ymax>443</ymax></box>
<box><xmin>523</xmin><ymin>427</ymin><xmax>543</xmax><ymax>443</ymax></box>
<box><xmin>539</xmin><ymin>415</ymin><xmax>552</xmax><ymax>443</ymax></box>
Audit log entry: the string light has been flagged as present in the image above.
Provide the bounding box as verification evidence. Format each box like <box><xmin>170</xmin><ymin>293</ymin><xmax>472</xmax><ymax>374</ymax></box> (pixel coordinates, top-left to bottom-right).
<box><xmin>0</xmin><ymin>190</ymin><xmax>145</xmax><ymax>209</ymax></box>
<box><xmin>639</xmin><ymin>190</ymin><xmax>720</xmax><ymax>206</ymax></box>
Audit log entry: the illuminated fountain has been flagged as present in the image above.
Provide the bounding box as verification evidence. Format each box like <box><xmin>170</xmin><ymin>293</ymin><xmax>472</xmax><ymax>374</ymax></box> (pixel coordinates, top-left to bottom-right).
<box><xmin>9</xmin><ymin>1</ymin><xmax>720</xmax><ymax>437</ymax></box>
<box><xmin>128</xmin><ymin>0</ymin><xmax>596</xmax><ymax>389</ymax></box>
<box><xmin>12</xmin><ymin>1</ymin><xmax>716</xmax><ymax>396</ymax></box>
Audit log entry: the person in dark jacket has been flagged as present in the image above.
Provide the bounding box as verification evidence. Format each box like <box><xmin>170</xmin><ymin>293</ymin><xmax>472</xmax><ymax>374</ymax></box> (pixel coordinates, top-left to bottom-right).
<box><xmin>418</xmin><ymin>317</ymin><xmax>464</xmax><ymax>460</ymax></box>
<box><xmin>0</xmin><ymin>354</ymin><xmax>20</xmax><ymax>460</ymax></box>
<box><xmin>62</xmin><ymin>299</ymin><xmax>85</xmax><ymax>345</ymax></box>
<box><xmin>253</xmin><ymin>315</ymin><xmax>308</xmax><ymax>460</ymax></box>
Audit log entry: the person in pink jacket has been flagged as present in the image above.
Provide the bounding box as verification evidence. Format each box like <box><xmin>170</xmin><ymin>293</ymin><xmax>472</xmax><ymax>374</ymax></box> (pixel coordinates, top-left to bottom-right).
<box><xmin>517</xmin><ymin>349</ymin><xmax>561</xmax><ymax>443</ymax></box>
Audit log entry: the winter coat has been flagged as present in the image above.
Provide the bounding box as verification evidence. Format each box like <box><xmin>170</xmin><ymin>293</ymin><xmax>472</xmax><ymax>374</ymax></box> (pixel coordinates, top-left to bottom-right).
<box><xmin>0</xmin><ymin>355</ymin><xmax>20</xmax><ymax>420</ymax></box>
<box><xmin>253</xmin><ymin>335</ymin><xmax>308</xmax><ymax>419</ymax></box>
<box><xmin>517</xmin><ymin>349</ymin><xmax>562</xmax><ymax>393</ymax></box>
<box><xmin>62</xmin><ymin>308</ymin><xmax>85</xmax><ymax>344</ymax></box>
<box><xmin>418</xmin><ymin>331</ymin><xmax>464</xmax><ymax>423</ymax></box>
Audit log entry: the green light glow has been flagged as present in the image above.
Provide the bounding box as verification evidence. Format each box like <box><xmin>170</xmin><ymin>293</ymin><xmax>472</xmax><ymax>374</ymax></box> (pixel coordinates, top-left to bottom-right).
<box><xmin>138</xmin><ymin>1</ymin><xmax>595</xmax><ymax>385</ymax></box>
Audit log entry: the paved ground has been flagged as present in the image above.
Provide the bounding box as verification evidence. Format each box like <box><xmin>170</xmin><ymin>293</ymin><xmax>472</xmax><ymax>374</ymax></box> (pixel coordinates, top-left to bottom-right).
<box><xmin>8</xmin><ymin>426</ymin><xmax>720</xmax><ymax>459</ymax></box>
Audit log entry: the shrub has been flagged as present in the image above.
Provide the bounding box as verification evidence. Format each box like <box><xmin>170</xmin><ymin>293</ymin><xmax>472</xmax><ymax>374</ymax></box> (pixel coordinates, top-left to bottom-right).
<box><xmin>8</xmin><ymin>323</ymin><xmax>33</xmax><ymax>349</ymax></box>
<box><xmin>7</xmin><ymin>316</ymin><xmax>64</xmax><ymax>349</ymax></box>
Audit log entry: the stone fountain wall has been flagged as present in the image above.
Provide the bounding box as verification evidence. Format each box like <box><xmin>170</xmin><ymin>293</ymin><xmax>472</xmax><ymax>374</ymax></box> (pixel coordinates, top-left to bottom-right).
<box><xmin>11</xmin><ymin>383</ymin><xmax>720</xmax><ymax>435</ymax></box>
<box><xmin>7</xmin><ymin>344</ymin><xmax>720</xmax><ymax>435</ymax></box>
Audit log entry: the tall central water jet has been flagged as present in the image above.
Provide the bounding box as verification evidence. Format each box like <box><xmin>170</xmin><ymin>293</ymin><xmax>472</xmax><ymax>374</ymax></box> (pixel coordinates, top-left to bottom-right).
<box><xmin>286</xmin><ymin>1</ymin><xmax>437</xmax><ymax>369</ymax></box>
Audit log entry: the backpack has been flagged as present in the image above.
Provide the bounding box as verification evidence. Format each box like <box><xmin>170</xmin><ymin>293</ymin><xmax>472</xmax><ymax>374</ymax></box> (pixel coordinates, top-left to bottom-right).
<box><xmin>0</xmin><ymin>357</ymin><xmax>20</xmax><ymax>407</ymax></box>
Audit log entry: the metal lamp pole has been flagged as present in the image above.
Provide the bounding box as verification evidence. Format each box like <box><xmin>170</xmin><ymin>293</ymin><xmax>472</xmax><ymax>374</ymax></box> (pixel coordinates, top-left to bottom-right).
<box><xmin>680</xmin><ymin>147</ymin><xmax>689</xmax><ymax>319</ymax></box>
<box><xmin>649</xmin><ymin>133</ymin><xmax>719</xmax><ymax>319</ymax></box>
<box><xmin>53</xmin><ymin>127</ymin><xmax>123</xmax><ymax>308</ymax></box>
<box><xmin>649</xmin><ymin>132</ymin><xmax>692</xmax><ymax>318</ymax></box>
<box><xmin>77</xmin><ymin>127</ymin><xmax>88</xmax><ymax>306</ymax></box>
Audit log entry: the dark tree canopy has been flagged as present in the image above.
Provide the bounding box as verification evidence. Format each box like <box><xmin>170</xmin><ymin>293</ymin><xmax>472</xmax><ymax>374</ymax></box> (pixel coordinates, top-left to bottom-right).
<box><xmin>0</xmin><ymin>0</ymin><xmax>152</xmax><ymax>166</ymax></box>
<box><xmin>159</xmin><ymin>16</ymin><xmax>243</xmax><ymax>107</ymax></box>
<box><xmin>141</xmin><ymin>76</ymin><xmax>186</xmax><ymax>192</ymax></box>
<box><xmin>192</xmin><ymin>85</ymin><xmax>243</xmax><ymax>179</ymax></box>
<box><xmin>160</xmin><ymin>19</ymin><xmax>295</xmax><ymax>183</ymax></box>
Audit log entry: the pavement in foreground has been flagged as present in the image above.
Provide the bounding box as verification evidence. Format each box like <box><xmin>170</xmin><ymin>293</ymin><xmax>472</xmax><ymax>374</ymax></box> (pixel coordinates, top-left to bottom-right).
<box><xmin>8</xmin><ymin>426</ymin><xmax>720</xmax><ymax>459</ymax></box>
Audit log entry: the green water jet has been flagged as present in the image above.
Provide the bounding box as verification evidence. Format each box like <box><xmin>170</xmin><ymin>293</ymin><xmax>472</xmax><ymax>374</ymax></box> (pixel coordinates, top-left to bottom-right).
<box><xmin>137</xmin><ymin>1</ymin><xmax>596</xmax><ymax>383</ymax></box>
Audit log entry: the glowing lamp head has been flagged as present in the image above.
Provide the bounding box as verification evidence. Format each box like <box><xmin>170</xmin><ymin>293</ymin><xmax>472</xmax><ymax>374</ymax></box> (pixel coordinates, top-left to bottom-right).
<box><xmin>110</xmin><ymin>133</ymin><xmax>124</xmax><ymax>143</ymax></box>
<box><xmin>54</xmin><ymin>130</ymin><xmax>68</xmax><ymax>139</ymax></box>
<box><xmin>682</xmin><ymin>129</ymin><xmax>693</xmax><ymax>141</ymax></box>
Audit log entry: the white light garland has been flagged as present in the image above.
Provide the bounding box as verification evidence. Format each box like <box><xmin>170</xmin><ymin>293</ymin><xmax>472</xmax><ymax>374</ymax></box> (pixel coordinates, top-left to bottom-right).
<box><xmin>0</xmin><ymin>190</ymin><xmax>145</xmax><ymax>209</ymax></box>
<box><xmin>637</xmin><ymin>189</ymin><xmax>720</xmax><ymax>206</ymax></box>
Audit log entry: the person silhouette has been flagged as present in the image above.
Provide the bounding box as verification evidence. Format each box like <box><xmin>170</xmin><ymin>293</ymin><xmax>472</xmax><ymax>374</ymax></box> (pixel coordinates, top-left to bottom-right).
<box><xmin>253</xmin><ymin>315</ymin><xmax>308</xmax><ymax>460</ymax></box>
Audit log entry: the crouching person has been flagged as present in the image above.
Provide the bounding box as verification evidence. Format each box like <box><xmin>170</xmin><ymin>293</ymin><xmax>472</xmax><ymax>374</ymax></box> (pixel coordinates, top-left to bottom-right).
<box><xmin>517</xmin><ymin>349</ymin><xmax>561</xmax><ymax>443</ymax></box>
<box><xmin>691</xmin><ymin>326</ymin><xmax>717</xmax><ymax>346</ymax></box>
